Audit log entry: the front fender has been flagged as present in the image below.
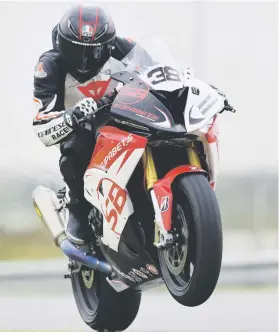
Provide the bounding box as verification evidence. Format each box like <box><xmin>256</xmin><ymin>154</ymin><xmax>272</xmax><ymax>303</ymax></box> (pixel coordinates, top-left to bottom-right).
<box><xmin>152</xmin><ymin>165</ymin><xmax>207</xmax><ymax>231</ymax></box>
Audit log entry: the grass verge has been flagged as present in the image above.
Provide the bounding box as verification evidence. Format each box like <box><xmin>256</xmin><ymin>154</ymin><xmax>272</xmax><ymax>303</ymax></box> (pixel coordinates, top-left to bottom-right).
<box><xmin>0</xmin><ymin>229</ymin><xmax>63</xmax><ymax>260</ymax></box>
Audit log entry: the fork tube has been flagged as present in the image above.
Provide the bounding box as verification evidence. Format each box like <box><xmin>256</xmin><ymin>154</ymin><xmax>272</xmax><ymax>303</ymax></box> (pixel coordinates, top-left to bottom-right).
<box><xmin>187</xmin><ymin>142</ymin><xmax>201</xmax><ymax>168</ymax></box>
<box><xmin>142</xmin><ymin>145</ymin><xmax>158</xmax><ymax>191</ymax></box>
<box><xmin>142</xmin><ymin>145</ymin><xmax>160</xmax><ymax>243</ymax></box>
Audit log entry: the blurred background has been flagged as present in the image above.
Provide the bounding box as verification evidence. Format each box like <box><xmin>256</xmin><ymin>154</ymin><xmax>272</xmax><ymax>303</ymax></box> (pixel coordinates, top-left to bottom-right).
<box><xmin>0</xmin><ymin>1</ymin><xmax>277</xmax><ymax>331</ymax></box>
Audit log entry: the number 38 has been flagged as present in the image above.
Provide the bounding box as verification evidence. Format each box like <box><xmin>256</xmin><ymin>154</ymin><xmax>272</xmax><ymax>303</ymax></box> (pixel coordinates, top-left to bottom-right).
<box><xmin>147</xmin><ymin>66</ymin><xmax>181</xmax><ymax>85</ymax></box>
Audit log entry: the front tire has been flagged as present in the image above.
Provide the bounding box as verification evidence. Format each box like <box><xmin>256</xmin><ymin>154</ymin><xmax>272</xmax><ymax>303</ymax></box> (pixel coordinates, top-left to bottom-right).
<box><xmin>158</xmin><ymin>173</ymin><xmax>222</xmax><ymax>307</ymax></box>
<box><xmin>71</xmin><ymin>266</ymin><xmax>141</xmax><ymax>331</ymax></box>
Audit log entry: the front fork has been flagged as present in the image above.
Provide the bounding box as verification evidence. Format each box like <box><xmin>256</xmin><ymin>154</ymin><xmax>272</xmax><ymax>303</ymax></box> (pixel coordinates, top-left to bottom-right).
<box><xmin>142</xmin><ymin>144</ymin><xmax>201</xmax><ymax>249</ymax></box>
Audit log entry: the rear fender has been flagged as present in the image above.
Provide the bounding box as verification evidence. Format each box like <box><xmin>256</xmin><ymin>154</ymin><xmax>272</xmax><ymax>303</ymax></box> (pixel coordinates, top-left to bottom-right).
<box><xmin>153</xmin><ymin>165</ymin><xmax>207</xmax><ymax>231</ymax></box>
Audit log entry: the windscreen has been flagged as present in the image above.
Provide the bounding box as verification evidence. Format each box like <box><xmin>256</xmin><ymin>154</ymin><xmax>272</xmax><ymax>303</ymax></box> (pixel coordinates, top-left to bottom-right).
<box><xmin>121</xmin><ymin>36</ymin><xmax>186</xmax><ymax>92</ymax></box>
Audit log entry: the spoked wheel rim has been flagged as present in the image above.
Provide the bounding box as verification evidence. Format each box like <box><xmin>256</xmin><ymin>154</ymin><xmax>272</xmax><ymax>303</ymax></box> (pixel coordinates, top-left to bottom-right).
<box><xmin>162</xmin><ymin>203</ymin><xmax>195</xmax><ymax>290</ymax></box>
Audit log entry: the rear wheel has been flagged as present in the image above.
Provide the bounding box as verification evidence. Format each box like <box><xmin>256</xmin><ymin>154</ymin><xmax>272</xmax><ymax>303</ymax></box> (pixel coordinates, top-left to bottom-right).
<box><xmin>158</xmin><ymin>173</ymin><xmax>222</xmax><ymax>306</ymax></box>
<box><xmin>71</xmin><ymin>265</ymin><xmax>141</xmax><ymax>331</ymax></box>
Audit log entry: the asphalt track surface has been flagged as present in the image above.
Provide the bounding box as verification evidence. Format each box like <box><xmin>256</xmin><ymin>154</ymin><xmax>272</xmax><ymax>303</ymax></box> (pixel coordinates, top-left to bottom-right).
<box><xmin>0</xmin><ymin>278</ymin><xmax>277</xmax><ymax>332</ymax></box>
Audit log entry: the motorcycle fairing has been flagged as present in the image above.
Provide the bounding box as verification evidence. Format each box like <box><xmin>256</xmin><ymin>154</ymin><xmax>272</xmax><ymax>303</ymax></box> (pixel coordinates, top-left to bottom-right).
<box><xmin>84</xmin><ymin>126</ymin><xmax>147</xmax><ymax>252</ymax></box>
<box><xmin>84</xmin><ymin>126</ymin><xmax>162</xmax><ymax>288</ymax></box>
<box><xmin>109</xmin><ymin>78</ymin><xmax>180</xmax><ymax>132</ymax></box>
<box><xmin>99</xmin><ymin>217</ymin><xmax>162</xmax><ymax>288</ymax></box>
<box><xmin>183</xmin><ymin>77</ymin><xmax>224</xmax><ymax>133</ymax></box>
<box><xmin>153</xmin><ymin>165</ymin><xmax>207</xmax><ymax>231</ymax></box>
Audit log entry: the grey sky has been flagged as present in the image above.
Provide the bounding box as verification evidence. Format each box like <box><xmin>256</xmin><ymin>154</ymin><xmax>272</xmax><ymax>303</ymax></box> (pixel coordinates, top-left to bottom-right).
<box><xmin>0</xmin><ymin>1</ymin><xmax>277</xmax><ymax>177</ymax></box>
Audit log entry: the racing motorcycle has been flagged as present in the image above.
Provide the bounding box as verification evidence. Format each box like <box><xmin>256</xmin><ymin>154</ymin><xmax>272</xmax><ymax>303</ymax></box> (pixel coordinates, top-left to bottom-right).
<box><xmin>32</xmin><ymin>37</ymin><xmax>235</xmax><ymax>331</ymax></box>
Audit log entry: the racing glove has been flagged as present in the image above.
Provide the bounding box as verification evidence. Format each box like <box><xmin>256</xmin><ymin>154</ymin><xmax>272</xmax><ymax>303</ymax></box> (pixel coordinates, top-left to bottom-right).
<box><xmin>64</xmin><ymin>98</ymin><xmax>98</xmax><ymax>129</ymax></box>
<box><xmin>64</xmin><ymin>83</ymin><xmax>124</xmax><ymax>129</ymax></box>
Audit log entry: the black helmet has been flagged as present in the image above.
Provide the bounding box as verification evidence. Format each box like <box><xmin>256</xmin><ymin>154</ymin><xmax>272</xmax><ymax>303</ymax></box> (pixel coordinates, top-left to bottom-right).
<box><xmin>57</xmin><ymin>4</ymin><xmax>116</xmax><ymax>82</ymax></box>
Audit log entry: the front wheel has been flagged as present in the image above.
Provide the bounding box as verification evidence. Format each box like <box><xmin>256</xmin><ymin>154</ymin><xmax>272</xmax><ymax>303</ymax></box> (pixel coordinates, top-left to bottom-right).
<box><xmin>158</xmin><ymin>173</ymin><xmax>223</xmax><ymax>307</ymax></box>
<box><xmin>71</xmin><ymin>265</ymin><xmax>141</xmax><ymax>331</ymax></box>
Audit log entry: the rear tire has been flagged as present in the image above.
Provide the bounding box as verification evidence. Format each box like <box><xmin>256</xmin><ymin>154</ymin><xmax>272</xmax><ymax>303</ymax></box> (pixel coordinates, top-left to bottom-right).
<box><xmin>71</xmin><ymin>266</ymin><xmax>141</xmax><ymax>331</ymax></box>
<box><xmin>158</xmin><ymin>173</ymin><xmax>222</xmax><ymax>307</ymax></box>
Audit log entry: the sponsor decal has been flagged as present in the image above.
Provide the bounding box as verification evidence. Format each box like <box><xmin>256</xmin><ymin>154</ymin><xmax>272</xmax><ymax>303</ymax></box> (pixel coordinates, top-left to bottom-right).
<box><xmin>101</xmin><ymin>134</ymin><xmax>133</xmax><ymax>167</ymax></box>
<box><xmin>77</xmin><ymin>80</ymin><xmax>111</xmax><ymax>100</ymax></box>
<box><xmin>113</xmin><ymin>265</ymin><xmax>158</xmax><ymax>284</ymax></box>
<box><xmin>116</xmin><ymin>83</ymin><xmax>149</xmax><ymax>105</ymax></box>
<box><xmin>38</xmin><ymin>121</ymin><xmax>71</xmax><ymax>141</ymax></box>
<box><xmin>82</xmin><ymin>25</ymin><xmax>94</xmax><ymax>38</ymax></box>
<box><xmin>51</xmin><ymin>127</ymin><xmax>71</xmax><ymax>141</ymax></box>
<box><xmin>140</xmin><ymin>267</ymin><xmax>153</xmax><ymax>277</ymax></box>
<box><xmin>200</xmin><ymin>98</ymin><xmax>218</xmax><ymax>115</ymax></box>
<box><xmin>160</xmin><ymin>196</ymin><xmax>169</xmax><ymax>212</ymax></box>
<box><xmin>146</xmin><ymin>264</ymin><xmax>159</xmax><ymax>275</ymax></box>
<box><xmin>72</xmin><ymin>40</ymin><xmax>101</xmax><ymax>46</ymax></box>
<box><xmin>132</xmin><ymin>268</ymin><xmax>148</xmax><ymax>279</ymax></box>
<box><xmin>35</xmin><ymin>62</ymin><xmax>47</xmax><ymax>79</ymax></box>
<box><xmin>113</xmin><ymin>103</ymin><xmax>159</xmax><ymax>122</ymax></box>
<box><xmin>198</xmin><ymin>95</ymin><xmax>211</xmax><ymax>110</ymax></box>
<box><xmin>128</xmin><ymin>272</ymin><xmax>142</xmax><ymax>283</ymax></box>
<box><xmin>191</xmin><ymin>87</ymin><xmax>200</xmax><ymax>95</ymax></box>
<box><xmin>114</xmin><ymin>119</ymin><xmax>149</xmax><ymax>131</ymax></box>
<box><xmin>113</xmin><ymin>266</ymin><xmax>135</xmax><ymax>282</ymax></box>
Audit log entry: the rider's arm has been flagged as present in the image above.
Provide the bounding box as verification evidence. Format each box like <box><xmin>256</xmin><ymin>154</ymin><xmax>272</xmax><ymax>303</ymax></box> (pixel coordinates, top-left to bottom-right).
<box><xmin>32</xmin><ymin>52</ymin><xmax>72</xmax><ymax>147</ymax></box>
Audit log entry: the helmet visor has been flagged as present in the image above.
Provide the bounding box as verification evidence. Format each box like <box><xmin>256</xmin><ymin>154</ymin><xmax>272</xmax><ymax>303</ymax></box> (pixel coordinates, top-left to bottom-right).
<box><xmin>58</xmin><ymin>35</ymin><xmax>111</xmax><ymax>72</ymax></box>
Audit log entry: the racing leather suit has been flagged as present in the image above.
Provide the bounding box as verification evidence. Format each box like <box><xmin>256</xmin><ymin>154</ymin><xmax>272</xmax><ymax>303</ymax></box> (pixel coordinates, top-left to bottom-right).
<box><xmin>32</xmin><ymin>25</ymin><xmax>136</xmax><ymax>244</ymax></box>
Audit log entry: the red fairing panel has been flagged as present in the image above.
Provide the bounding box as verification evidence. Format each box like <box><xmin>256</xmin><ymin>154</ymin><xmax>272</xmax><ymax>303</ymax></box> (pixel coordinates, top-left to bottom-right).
<box><xmin>205</xmin><ymin>115</ymin><xmax>219</xmax><ymax>144</ymax></box>
<box><xmin>87</xmin><ymin>126</ymin><xmax>147</xmax><ymax>172</ymax></box>
<box><xmin>153</xmin><ymin>165</ymin><xmax>207</xmax><ymax>231</ymax></box>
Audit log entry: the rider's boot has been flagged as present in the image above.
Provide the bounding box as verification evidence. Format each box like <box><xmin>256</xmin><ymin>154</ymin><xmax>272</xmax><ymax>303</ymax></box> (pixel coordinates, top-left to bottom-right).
<box><xmin>63</xmin><ymin>180</ymin><xmax>93</xmax><ymax>246</ymax></box>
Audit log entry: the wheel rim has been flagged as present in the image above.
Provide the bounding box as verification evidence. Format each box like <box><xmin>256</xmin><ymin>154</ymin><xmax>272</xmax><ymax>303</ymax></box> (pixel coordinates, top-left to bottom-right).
<box><xmin>163</xmin><ymin>204</ymin><xmax>188</xmax><ymax>275</ymax></box>
<box><xmin>77</xmin><ymin>266</ymin><xmax>97</xmax><ymax>311</ymax></box>
<box><xmin>81</xmin><ymin>269</ymin><xmax>95</xmax><ymax>289</ymax></box>
<box><xmin>163</xmin><ymin>203</ymin><xmax>195</xmax><ymax>288</ymax></box>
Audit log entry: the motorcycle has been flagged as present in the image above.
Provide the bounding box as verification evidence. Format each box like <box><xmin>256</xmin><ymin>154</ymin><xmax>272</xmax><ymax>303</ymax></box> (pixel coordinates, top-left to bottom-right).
<box><xmin>32</xmin><ymin>37</ymin><xmax>235</xmax><ymax>331</ymax></box>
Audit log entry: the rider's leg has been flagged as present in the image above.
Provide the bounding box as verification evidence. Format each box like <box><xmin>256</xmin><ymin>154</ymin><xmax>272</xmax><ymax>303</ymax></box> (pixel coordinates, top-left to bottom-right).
<box><xmin>59</xmin><ymin>128</ymin><xmax>95</xmax><ymax>245</ymax></box>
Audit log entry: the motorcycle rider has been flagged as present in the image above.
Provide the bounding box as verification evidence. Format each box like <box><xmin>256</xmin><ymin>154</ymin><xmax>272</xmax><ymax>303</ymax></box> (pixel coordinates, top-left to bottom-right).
<box><xmin>33</xmin><ymin>3</ymin><xmax>234</xmax><ymax>248</ymax></box>
<box><xmin>32</xmin><ymin>4</ymin><xmax>139</xmax><ymax>246</ymax></box>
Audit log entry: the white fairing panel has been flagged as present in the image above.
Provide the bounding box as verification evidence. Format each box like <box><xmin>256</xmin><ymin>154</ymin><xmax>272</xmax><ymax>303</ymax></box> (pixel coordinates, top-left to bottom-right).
<box><xmin>183</xmin><ymin>78</ymin><xmax>225</xmax><ymax>133</ymax></box>
<box><xmin>84</xmin><ymin>148</ymin><xmax>145</xmax><ymax>252</ymax></box>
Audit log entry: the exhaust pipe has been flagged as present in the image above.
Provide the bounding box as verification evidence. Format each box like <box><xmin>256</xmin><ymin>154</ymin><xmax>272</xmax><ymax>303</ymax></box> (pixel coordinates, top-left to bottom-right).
<box><xmin>32</xmin><ymin>186</ymin><xmax>112</xmax><ymax>276</ymax></box>
<box><xmin>60</xmin><ymin>239</ymin><xmax>112</xmax><ymax>275</ymax></box>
